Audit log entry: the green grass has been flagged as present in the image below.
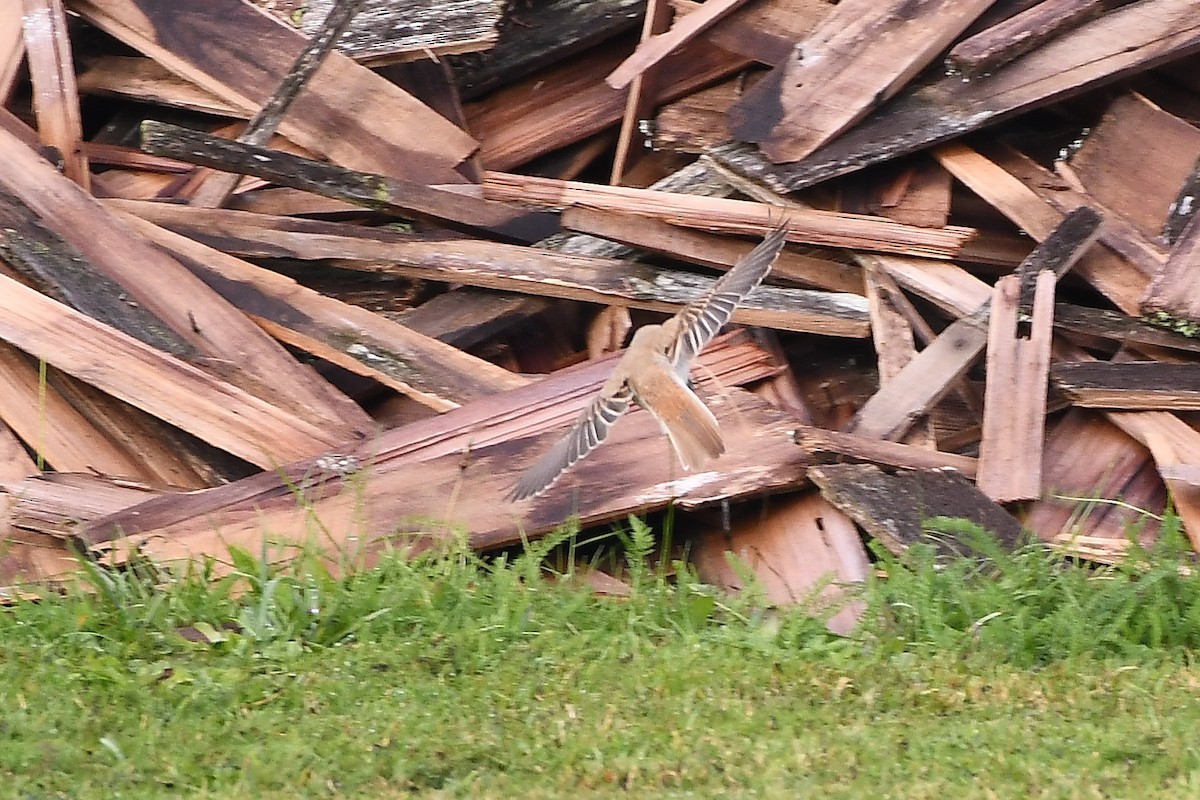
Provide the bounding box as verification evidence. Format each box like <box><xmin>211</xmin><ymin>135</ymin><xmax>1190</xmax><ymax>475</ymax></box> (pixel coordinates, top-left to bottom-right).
<box><xmin>4</xmin><ymin>517</ymin><xmax>1200</xmax><ymax>798</ymax></box>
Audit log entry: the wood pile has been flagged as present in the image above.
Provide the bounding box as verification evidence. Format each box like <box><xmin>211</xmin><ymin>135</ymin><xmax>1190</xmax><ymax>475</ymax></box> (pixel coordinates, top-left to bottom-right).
<box><xmin>4</xmin><ymin>0</ymin><xmax>1200</xmax><ymax>629</ymax></box>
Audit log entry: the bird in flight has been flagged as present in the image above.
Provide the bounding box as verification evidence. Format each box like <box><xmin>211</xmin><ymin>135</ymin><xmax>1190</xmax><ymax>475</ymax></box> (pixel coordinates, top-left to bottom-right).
<box><xmin>510</xmin><ymin>223</ymin><xmax>789</xmax><ymax>501</ymax></box>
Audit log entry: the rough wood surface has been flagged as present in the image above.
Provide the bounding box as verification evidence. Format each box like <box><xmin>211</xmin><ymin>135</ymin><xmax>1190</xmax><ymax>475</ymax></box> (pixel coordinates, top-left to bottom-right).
<box><xmin>139</xmin><ymin>121</ymin><xmax>557</xmax><ymax>244</ymax></box>
<box><xmin>808</xmin><ymin>464</ymin><xmax>1026</xmax><ymax>557</ymax></box>
<box><xmin>946</xmin><ymin>0</ymin><xmax>1105</xmax><ymax>78</ymax></box>
<box><xmin>729</xmin><ymin>0</ymin><xmax>996</xmax><ymax>164</ymax></box>
<box><xmin>691</xmin><ymin>492</ymin><xmax>870</xmax><ymax>634</ymax></box>
<box><xmin>793</xmin><ymin>426</ymin><xmax>978</xmax><ymax>477</ymax></box>
<box><xmin>977</xmin><ymin>270</ymin><xmax>1056</xmax><ymax>503</ymax></box>
<box><xmin>299</xmin><ymin>0</ymin><xmax>502</xmax><ymax>65</ymax></box>
<box><xmin>67</xmin><ymin>0</ymin><xmax>478</xmax><ymax>182</ymax></box>
<box><xmin>482</xmin><ymin>172</ymin><xmax>978</xmax><ymax>259</ymax></box>
<box><xmin>21</xmin><ymin>0</ymin><xmax>90</xmax><ymax>189</ymax></box>
<box><xmin>606</xmin><ymin>0</ymin><xmax>749</xmax><ymax>90</ymax></box>
<box><xmin>712</xmin><ymin>0</ymin><xmax>1200</xmax><ymax>192</ymax></box>
<box><xmin>1052</xmin><ymin>362</ymin><xmax>1200</xmax><ymax>410</ymax></box>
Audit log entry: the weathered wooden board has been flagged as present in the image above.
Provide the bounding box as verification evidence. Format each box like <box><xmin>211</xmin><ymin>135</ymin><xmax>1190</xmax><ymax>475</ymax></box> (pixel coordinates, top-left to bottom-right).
<box><xmin>0</xmin><ymin>121</ymin><xmax>372</xmax><ymax>440</ymax></box>
<box><xmin>1052</xmin><ymin>362</ymin><xmax>1200</xmax><ymax>410</ymax></box>
<box><xmin>793</xmin><ymin>426</ymin><xmax>978</xmax><ymax>476</ymax></box>
<box><xmin>0</xmin><ymin>272</ymin><xmax>347</xmax><ymax>469</ymax></box>
<box><xmin>138</xmin><ymin>121</ymin><xmax>557</xmax><ymax>244</ymax></box>
<box><xmin>712</xmin><ymin>0</ymin><xmax>1200</xmax><ymax>192</ymax></box>
<box><xmin>21</xmin><ymin>0</ymin><xmax>89</xmax><ymax>188</ymax></box>
<box><xmin>691</xmin><ymin>491</ymin><xmax>870</xmax><ymax>634</ymax></box>
<box><xmin>977</xmin><ymin>271</ymin><xmax>1056</xmax><ymax>503</ymax></box>
<box><xmin>729</xmin><ymin>0</ymin><xmax>996</xmax><ymax>163</ymax></box>
<box><xmin>808</xmin><ymin>464</ymin><xmax>1026</xmax><ymax>557</ymax></box>
<box><xmin>67</xmin><ymin>0</ymin><xmax>478</xmax><ymax>182</ymax></box>
<box><xmin>946</xmin><ymin>0</ymin><xmax>1105</xmax><ymax>77</ymax></box>
<box><xmin>482</xmin><ymin>172</ymin><xmax>978</xmax><ymax>259</ymax></box>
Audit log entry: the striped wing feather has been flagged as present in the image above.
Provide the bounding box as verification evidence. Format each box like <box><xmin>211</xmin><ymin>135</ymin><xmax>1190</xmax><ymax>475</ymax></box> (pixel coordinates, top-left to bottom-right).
<box><xmin>510</xmin><ymin>385</ymin><xmax>634</xmax><ymax>500</ymax></box>
<box><xmin>668</xmin><ymin>224</ymin><xmax>789</xmax><ymax>368</ymax></box>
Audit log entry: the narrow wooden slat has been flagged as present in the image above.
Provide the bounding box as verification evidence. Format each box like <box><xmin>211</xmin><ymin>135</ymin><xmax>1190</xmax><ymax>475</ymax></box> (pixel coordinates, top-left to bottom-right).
<box><xmin>607</xmin><ymin>0</ymin><xmax>750</xmax><ymax>90</ymax></box>
<box><xmin>610</xmin><ymin>0</ymin><xmax>672</xmax><ymax>184</ymax></box>
<box><xmin>0</xmin><ymin>272</ymin><xmax>344</xmax><ymax>469</ymax></box>
<box><xmin>794</xmin><ymin>426</ymin><xmax>979</xmax><ymax>477</ymax></box>
<box><xmin>977</xmin><ymin>270</ymin><xmax>1056</xmax><ymax>502</ymax></box>
<box><xmin>138</xmin><ymin>121</ymin><xmax>557</xmax><ymax>244</ymax></box>
<box><xmin>691</xmin><ymin>492</ymin><xmax>870</xmax><ymax>634</ymax></box>
<box><xmin>482</xmin><ymin>172</ymin><xmax>978</xmax><ymax>259</ymax></box>
<box><xmin>1052</xmin><ymin>362</ymin><xmax>1200</xmax><ymax>410</ymax></box>
<box><xmin>67</xmin><ymin>0</ymin><xmax>477</xmax><ymax>182</ymax></box>
<box><xmin>729</xmin><ymin>0</ymin><xmax>996</xmax><ymax>164</ymax></box>
<box><xmin>20</xmin><ymin>0</ymin><xmax>89</xmax><ymax>188</ymax></box>
<box><xmin>561</xmin><ymin>206</ymin><xmax>864</xmax><ymax>293</ymax></box>
<box><xmin>298</xmin><ymin>0</ymin><xmax>501</xmax><ymax>65</ymax></box>
<box><xmin>1142</xmin><ymin>211</ymin><xmax>1200</xmax><ymax>325</ymax></box>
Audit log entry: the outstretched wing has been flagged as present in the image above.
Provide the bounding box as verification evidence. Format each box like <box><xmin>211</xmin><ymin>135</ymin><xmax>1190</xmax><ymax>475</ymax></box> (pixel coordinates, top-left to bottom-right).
<box><xmin>509</xmin><ymin>384</ymin><xmax>634</xmax><ymax>501</ymax></box>
<box><xmin>667</xmin><ymin>224</ymin><xmax>789</xmax><ymax>368</ymax></box>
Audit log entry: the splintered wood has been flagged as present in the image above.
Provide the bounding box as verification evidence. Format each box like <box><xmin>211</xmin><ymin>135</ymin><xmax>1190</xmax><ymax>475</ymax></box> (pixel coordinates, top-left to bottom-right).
<box><xmin>7</xmin><ymin>0</ymin><xmax>1200</xmax><ymax>617</ymax></box>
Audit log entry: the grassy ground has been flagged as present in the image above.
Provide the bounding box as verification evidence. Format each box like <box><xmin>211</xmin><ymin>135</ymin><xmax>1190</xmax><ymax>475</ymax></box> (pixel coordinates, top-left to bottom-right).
<box><xmin>4</xmin><ymin>517</ymin><xmax>1200</xmax><ymax>798</ymax></box>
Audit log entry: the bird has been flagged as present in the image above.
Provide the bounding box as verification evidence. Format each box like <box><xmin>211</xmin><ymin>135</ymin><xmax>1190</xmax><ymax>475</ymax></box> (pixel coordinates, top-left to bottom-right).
<box><xmin>510</xmin><ymin>223</ymin><xmax>789</xmax><ymax>501</ymax></box>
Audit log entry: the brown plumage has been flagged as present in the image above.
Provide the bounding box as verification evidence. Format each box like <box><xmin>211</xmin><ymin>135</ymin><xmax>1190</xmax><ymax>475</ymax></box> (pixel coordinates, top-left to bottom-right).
<box><xmin>510</xmin><ymin>224</ymin><xmax>789</xmax><ymax>501</ymax></box>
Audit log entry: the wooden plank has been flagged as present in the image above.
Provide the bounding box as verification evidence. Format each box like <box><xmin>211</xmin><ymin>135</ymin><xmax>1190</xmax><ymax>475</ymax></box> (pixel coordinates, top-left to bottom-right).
<box><xmin>1051</xmin><ymin>362</ymin><xmax>1200</xmax><ymax>410</ymax></box>
<box><xmin>0</xmin><ymin>271</ymin><xmax>346</xmax><ymax>469</ymax></box>
<box><xmin>1023</xmin><ymin>409</ymin><xmax>1165</xmax><ymax>545</ymax></box>
<box><xmin>448</xmin><ymin>0</ymin><xmax>645</xmax><ymax>100</ymax></box>
<box><xmin>691</xmin><ymin>492</ymin><xmax>870</xmax><ymax>634</ymax></box>
<box><xmin>606</xmin><ymin>0</ymin><xmax>749</xmax><ymax>90</ymax></box>
<box><xmin>561</xmin><ymin>206</ymin><xmax>864</xmax><ymax>293</ymax></box>
<box><xmin>77</xmin><ymin>56</ymin><xmax>243</xmax><ymax>116</ymax></box>
<box><xmin>729</xmin><ymin>0</ymin><xmax>996</xmax><ymax>164</ymax></box>
<box><xmin>807</xmin><ymin>464</ymin><xmax>1025</xmax><ymax>557</ymax></box>
<box><xmin>113</xmin><ymin>211</ymin><xmax>528</xmax><ymax>408</ymax></box>
<box><xmin>977</xmin><ymin>270</ymin><xmax>1056</xmax><ymax>502</ymax></box>
<box><xmin>711</xmin><ymin>0</ymin><xmax>1200</xmax><ymax>192</ymax></box>
<box><xmin>0</xmin><ymin>346</ymin><xmax>148</xmax><ymax>478</ymax></box>
<box><xmin>138</xmin><ymin>121</ymin><xmax>558</xmax><ymax>244</ymax></box>
<box><xmin>299</xmin><ymin>0</ymin><xmax>502</xmax><ymax>65</ymax></box>
<box><xmin>863</xmin><ymin>262</ymin><xmax>936</xmax><ymax>449</ymax></box>
<box><xmin>794</xmin><ymin>426</ymin><xmax>979</xmax><ymax>477</ymax></box>
<box><xmin>848</xmin><ymin>207</ymin><xmax>1100</xmax><ymax>441</ymax></box>
<box><xmin>1065</xmin><ymin>93</ymin><xmax>1200</xmax><ymax>240</ymax></box>
<box><xmin>0</xmin><ymin>121</ymin><xmax>372</xmax><ymax>440</ymax></box>
<box><xmin>481</xmin><ymin>172</ymin><xmax>978</xmax><ymax>259</ymax></box>
<box><xmin>933</xmin><ymin>142</ymin><xmax>1154</xmax><ymax>315</ymax></box>
<box><xmin>84</xmin><ymin>388</ymin><xmax>811</xmax><ymax>569</ymax></box>
<box><xmin>0</xmin><ymin>4</ymin><xmax>24</xmax><ymax>103</ymax></box>
<box><xmin>680</xmin><ymin>0</ymin><xmax>829</xmax><ymax>67</ymax></box>
<box><xmin>654</xmin><ymin>79</ymin><xmax>739</xmax><ymax>154</ymax></box>
<box><xmin>1142</xmin><ymin>211</ymin><xmax>1200</xmax><ymax>325</ymax></box>
<box><xmin>109</xmin><ymin>199</ymin><xmax>870</xmax><ymax>337</ymax></box>
<box><xmin>610</xmin><ymin>0</ymin><xmax>672</xmax><ymax>184</ymax></box>
<box><xmin>946</xmin><ymin>0</ymin><xmax>1106</xmax><ymax>78</ymax></box>
<box><xmin>1052</xmin><ymin>303</ymin><xmax>1200</xmax><ymax>355</ymax></box>
<box><xmin>21</xmin><ymin>0</ymin><xmax>90</xmax><ymax>189</ymax></box>
<box><xmin>67</xmin><ymin>0</ymin><xmax>477</xmax><ymax>182</ymax></box>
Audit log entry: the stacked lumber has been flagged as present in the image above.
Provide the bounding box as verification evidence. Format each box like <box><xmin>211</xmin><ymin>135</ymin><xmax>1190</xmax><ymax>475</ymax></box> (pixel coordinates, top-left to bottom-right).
<box><xmin>5</xmin><ymin>0</ymin><xmax>1200</xmax><ymax>626</ymax></box>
